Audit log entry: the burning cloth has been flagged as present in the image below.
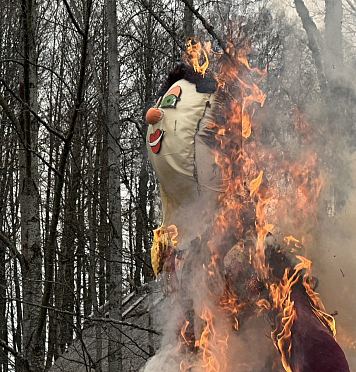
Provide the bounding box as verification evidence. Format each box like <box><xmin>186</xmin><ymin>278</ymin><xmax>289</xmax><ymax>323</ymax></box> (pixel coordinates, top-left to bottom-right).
<box><xmin>146</xmin><ymin>42</ymin><xmax>350</xmax><ymax>372</ymax></box>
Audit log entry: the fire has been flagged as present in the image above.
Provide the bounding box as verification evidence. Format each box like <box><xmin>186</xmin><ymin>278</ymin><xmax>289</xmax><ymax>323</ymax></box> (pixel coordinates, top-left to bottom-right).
<box><xmin>184</xmin><ymin>38</ymin><xmax>210</xmax><ymax>77</ymax></box>
<box><xmin>268</xmin><ymin>267</ymin><xmax>299</xmax><ymax>371</ymax></box>
<box><xmin>284</xmin><ymin>236</ymin><xmax>300</xmax><ymax>247</ymax></box>
<box><xmin>180</xmin><ymin>320</ymin><xmax>192</xmax><ymax>346</ymax></box>
<box><xmin>210</xmin><ymin>42</ymin><xmax>333</xmax><ymax>371</ymax></box>
<box><xmin>180</xmin><ymin>360</ymin><xmax>192</xmax><ymax>372</ymax></box>
<box><xmin>249</xmin><ymin>170</ymin><xmax>263</xmax><ymax>196</ymax></box>
<box><xmin>297</xmin><ymin>255</ymin><xmax>336</xmax><ymax>336</ymax></box>
<box><xmin>198</xmin><ymin>304</ymin><xmax>229</xmax><ymax>372</ymax></box>
<box><xmin>175</xmin><ymin>39</ymin><xmax>336</xmax><ymax>372</ymax></box>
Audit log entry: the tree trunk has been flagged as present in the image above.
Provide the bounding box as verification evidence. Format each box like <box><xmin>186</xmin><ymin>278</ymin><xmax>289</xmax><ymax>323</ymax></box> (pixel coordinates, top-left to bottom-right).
<box><xmin>58</xmin><ymin>141</ymin><xmax>80</xmax><ymax>352</ymax></box>
<box><xmin>184</xmin><ymin>0</ymin><xmax>194</xmax><ymax>39</ymax></box>
<box><xmin>135</xmin><ymin>0</ymin><xmax>153</xmax><ymax>286</ymax></box>
<box><xmin>134</xmin><ymin>152</ymin><xmax>149</xmax><ymax>287</ymax></box>
<box><xmin>324</xmin><ymin>0</ymin><xmax>343</xmax><ymax>80</ymax></box>
<box><xmin>88</xmin><ymin>157</ymin><xmax>103</xmax><ymax>372</ymax></box>
<box><xmin>0</xmin><ymin>240</ymin><xmax>7</xmax><ymax>372</ymax></box>
<box><xmin>293</xmin><ymin>0</ymin><xmax>328</xmax><ymax>96</ymax></box>
<box><xmin>98</xmin><ymin>127</ymin><xmax>108</xmax><ymax>306</ymax></box>
<box><xmin>106</xmin><ymin>0</ymin><xmax>123</xmax><ymax>371</ymax></box>
<box><xmin>19</xmin><ymin>0</ymin><xmax>44</xmax><ymax>370</ymax></box>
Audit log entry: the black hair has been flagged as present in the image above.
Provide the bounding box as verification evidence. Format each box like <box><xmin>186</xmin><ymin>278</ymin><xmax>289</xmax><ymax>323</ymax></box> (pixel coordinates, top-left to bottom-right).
<box><xmin>157</xmin><ymin>63</ymin><xmax>217</xmax><ymax>97</ymax></box>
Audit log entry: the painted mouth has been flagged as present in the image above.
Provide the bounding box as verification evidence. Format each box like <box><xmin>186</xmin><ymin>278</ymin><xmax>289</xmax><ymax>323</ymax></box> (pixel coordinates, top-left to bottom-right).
<box><xmin>149</xmin><ymin>129</ymin><xmax>164</xmax><ymax>154</ymax></box>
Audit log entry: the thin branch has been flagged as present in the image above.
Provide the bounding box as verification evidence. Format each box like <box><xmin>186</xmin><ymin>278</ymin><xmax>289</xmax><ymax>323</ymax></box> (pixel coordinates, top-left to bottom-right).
<box><xmin>0</xmin><ymin>78</ymin><xmax>67</xmax><ymax>142</ymax></box>
<box><xmin>5</xmin><ymin>297</ymin><xmax>160</xmax><ymax>335</ymax></box>
<box><xmin>345</xmin><ymin>0</ymin><xmax>356</xmax><ymax>14</ymax></box>
<box><xmin>179</xmin><ymin>0</ymin><xmax>228</xmax><ymax>52</ymax></box>
<box><xmin>0</xmin><ymin>231</ymin><xmax>24</xmax><ymax>267</ymax></box>
<box><xmin>122</xmin><ymin>117</ymin><xmax>145</xmax><ymax>140</ymax></box>
<box><xmin>91</xmin><ymin>317</ymin><xmax>161</xmax><ymax>335</ymax></box>
<box><xmin>0</xmin><ymin>94</ymin><xmax>24</xmax><ymax>140</ymax></box>
<box><xmin>0</xmin><ymin>58</ymin><xmax>76</xmax><ymax>101</ymax></box>
<box><xmin>62</xmin><ymin>0</ymin><xmax>85</xmax><ymax>36</ymax></box>
<box><xmin>28</xmin><ymin>148</ymin><xmax>63</xmax><ymax>178</ymax></box>
<box><xmin>0</xmin><ymin>83</ymin><xmax>63</xmax><ymax>176</ymax></box>
<box><xmin>118</xmin><ymin>33</ymin><xmax>172</xmax><ymax>58</ymax></box>
<box><xmin>140</xmin><ymin>0</ymin><xmax>184</xmax><ymax>50</ymax></box>
<box><xmin>0</xmin><ymin>339</ymin><xmax>33</xmax><ymax>372</ymax></box>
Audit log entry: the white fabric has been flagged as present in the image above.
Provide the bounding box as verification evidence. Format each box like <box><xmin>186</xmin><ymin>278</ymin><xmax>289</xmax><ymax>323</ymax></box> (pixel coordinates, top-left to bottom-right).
<box><xmin>146</xmin><ymin>79</ymin><xmax>225</xmax><ymax>240</ymax></box>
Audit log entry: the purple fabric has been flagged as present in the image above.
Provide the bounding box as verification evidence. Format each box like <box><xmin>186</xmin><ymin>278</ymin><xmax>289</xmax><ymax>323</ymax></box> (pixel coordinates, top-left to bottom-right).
<box><xmin>289</xmin><ymin>290</ymin><xmax>350</xmax><ymax>372</ymax></box>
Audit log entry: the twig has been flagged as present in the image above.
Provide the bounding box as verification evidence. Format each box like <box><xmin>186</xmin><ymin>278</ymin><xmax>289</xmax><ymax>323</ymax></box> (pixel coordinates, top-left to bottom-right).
<box><xmin>140</xmin><ymin>0</ymin><xmax>184</xmax><ymax>50</ymax></box>
<box><xmin>0</xmin><ymin>231</ymin><xmax>25</xmax><ymax>268</ymax></box>
<box><xmin>0</xmin><ymin>338</ymin><xmax>33</xmax><ymax>372</ymax></box>
<box><xmin>62</xmin><ymin>0</ymin><xmax>85</xmax><ymax>36</ymax></box>
<box><xmin>0</xmin><ymin>78</ymin><xmax>66</xmax><ymax>142</ymax></box>
<box><xmin>5</xmin><ymin>296</ymin><xmax>160</xmax><ymax>335</ymax></box>
<box><xmin>179</xmin><ymin>0</ymin><xmax>228</xmax><ymax>52</ymax></box>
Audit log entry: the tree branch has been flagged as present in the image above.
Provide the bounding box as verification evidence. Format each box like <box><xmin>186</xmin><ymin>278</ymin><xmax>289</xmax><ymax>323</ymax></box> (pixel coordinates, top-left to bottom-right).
<box><xmin>62</xmin><ymin>0</ymin><xmax>85</xmax><ymax>36</ymax></box>
<box><xmin>1</xmin><ymin>78</ymin><xmax>66</xmax><ymax>141</ymax></box>
<box><xmin>345</xmin><ymin>0</ymin><xmax>356</xmax><ymax>14</ymax></box>
<box><xmin>294</xmin><ymin>0</ymin><xmax>328</xmax><ymax>94</ymax></box>
<box><xmin>140</xmin><ymin>0</ymin><xmax>184</xmax><ymax>50</ymax></box>
<box><xmin>6</xmin><ymin>296</ymin><xmax>160</xmax><ymax>334</ymax></box>
<box><xmin>179</xmin><ymin>0</ymin><xmax>228</xmax><ymax>52</ymax></box>
<box><xmin>0</xmin><ymin>338</ymin><xmax>33</xmax><ymax>372</ymax></box>
<box><xmin>0</xmin><ymin>83</ymin><xmax>63</xmax><ymax>177</ymax></box>
<box><xmin>0</xmin><ymin>231</ymin><xmax>24</xmax><ymax>268</ymax></box>
<box><xmin>0</xmin><ymin>94</ymin><xmax>24</xmax><ymax>140</ymax></box>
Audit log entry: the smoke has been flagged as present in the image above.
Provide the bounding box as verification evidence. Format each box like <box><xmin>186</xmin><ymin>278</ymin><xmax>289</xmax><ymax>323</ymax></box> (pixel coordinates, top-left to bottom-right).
<box><xmin>142</xmin><ymin>344</ymin><xmax>181</xmax><ymax>372</ymax></box>
<box><xmin>143</xmin><ymin>255</ymin><xmax>283</xmax><ymax>372</ymax></box>
<box><xmin>143</xmin><ymin>19</ymin><xmax>356</xmax><ymax>369</ymax></box>
<box><xmin>311</xmin><ymin>154</ymin><xmax>356</xmax><ymax>369</ymax></box>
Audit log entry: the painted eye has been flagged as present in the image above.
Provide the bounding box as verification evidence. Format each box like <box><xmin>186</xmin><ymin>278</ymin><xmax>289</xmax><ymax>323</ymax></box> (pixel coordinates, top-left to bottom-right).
<box><xmin>160</xmin><ymin>94</ymin><xmax>178</xmax><ymax>108</ymax></box>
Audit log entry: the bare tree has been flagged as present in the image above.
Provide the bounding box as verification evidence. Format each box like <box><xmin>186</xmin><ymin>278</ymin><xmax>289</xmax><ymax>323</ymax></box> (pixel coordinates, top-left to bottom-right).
<box><xmin>106</xmin><ymin>0</ymin><xmax>123</xmax><ymax>371</ymax></box>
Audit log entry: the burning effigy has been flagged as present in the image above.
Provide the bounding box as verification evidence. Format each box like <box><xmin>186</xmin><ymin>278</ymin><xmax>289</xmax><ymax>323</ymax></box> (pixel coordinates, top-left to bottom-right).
<box><xmin>145</xmin><ymin>38</ymin><xmax>350</xmax><ymax>372</ymax></box>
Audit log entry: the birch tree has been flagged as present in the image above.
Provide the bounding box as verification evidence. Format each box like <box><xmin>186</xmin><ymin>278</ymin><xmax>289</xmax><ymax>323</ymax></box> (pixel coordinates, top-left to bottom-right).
<box><xmin>106</xmin><ymin>0</ymin><xmax>123</xmax><ymax>370</ymax></box>
<box><xmin>18</xmin><ymin>0</ymin><xmax>44</xmax><ymax>369</ymax></box>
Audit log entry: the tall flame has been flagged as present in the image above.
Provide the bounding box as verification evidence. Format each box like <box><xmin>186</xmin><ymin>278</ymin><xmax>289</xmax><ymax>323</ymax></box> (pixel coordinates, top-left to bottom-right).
<box><xmin>184</xmin><ymin>38</ymin><xmax>211</xmax><ymax>77</ymax></box>
<box><xmin>175</xmin><ymin>40</ymin><xmax>335</xmax><ymax>372</ymax></box>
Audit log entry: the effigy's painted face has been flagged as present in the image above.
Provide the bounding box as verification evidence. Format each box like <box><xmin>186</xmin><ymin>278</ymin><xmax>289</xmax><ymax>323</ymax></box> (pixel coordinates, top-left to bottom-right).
<box><xmin>145</xmin><ymin>79</ymin><xmax>214</xmax><ymax>200</ymax></box>
<box><xmin>146</xmin><ymin>85</ymin><xmax>182</xmax><ymax>154</ymax></box>
<box><xmin>146</xmin><ymin>78</ymin><xmax>222</xmax><ymax>267</ymax></box>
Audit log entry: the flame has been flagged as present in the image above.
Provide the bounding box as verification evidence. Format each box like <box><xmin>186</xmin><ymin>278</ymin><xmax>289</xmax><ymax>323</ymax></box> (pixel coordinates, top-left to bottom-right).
<box><xmin>180</xmin><ymin>361</ymin><xmax>192</xmax><ymax>372</ymax></box>
<box><xmin>210</xmin><ymin>43</ymin><xmax>333</xmax><ymax>372</ymax></box>
<box><xmin>197</xmin><ymin>304</ymin><xmax>229</xmax><ymax>372</ymax></box>
<box><xmin>167</xmin><ymin>224</ymin><xmax>178</xmax><ymax>246</ymax></box>
<box><xmin>268</xmin><ymin>268</ymin><xmax>299</xmax><ymax>371</ymax></box>
<box><xmin>284</xmin><ymin>236</ymin><xmax>300</xmax><ymax>247</ymax></box>
<box><xmin>296</xmin><ymin>255</ymin><xmax>336</xmax><ymax>336</ymax></box>
<box><xmin>184</xmin><ymin>38</ymin><xmax>210</xmax><ymax>77</ymax></box>
<box><xmin>249</xmin><ymin>170</ymin><xmax>263</xmax><ymax>196</ymax></box>
<box><xmin>175</xmin><ymin>40</ymin><xmax>334</xmax><ymax>372</ymax></box>
<box><xmin>180</xmin><ymin>320</ymin><xmax>192</xmax><ymax>346</ymax></box>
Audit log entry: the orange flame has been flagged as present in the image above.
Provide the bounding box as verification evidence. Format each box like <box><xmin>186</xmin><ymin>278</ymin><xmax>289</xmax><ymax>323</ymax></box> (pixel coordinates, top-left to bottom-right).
<box><xmin>176</xmin><ymin>41</ymin><xmax>333</xmax><ymax>372</ymax></box>
<box><xmin>184</xmin><ymin>38</ymin><xmax>210</xmax><ymax>77</ymax></box>
<box><xmin>197</xmin><ymin>304</ymin><xmax>229</xmax><ymax>372</ymax></box>
<box><xmin>180</xmin><ymin>360</ymin><xmax>192</xmax><ymax>372</ymax></box>
<box><xmin>180</xmin><ymin>320</ymin><xmax>192</xmax><ymax>346</ymax></box>
<box><xmin>249</xmin><ymin>170</ymin><xmax>263</xmax><ymax>196</ymax></box>
<box><xmin>167</xmin><ymin>224</ymin><xmax>178</xmax><ymax>246</ymax></box>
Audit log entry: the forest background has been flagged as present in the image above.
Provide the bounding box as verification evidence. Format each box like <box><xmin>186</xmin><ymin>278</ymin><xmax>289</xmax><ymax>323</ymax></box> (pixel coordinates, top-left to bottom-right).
<box><xmin>0</xmin><ymin>0</ymin><xmax>356</xmax><ymax>371</ymax></box>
